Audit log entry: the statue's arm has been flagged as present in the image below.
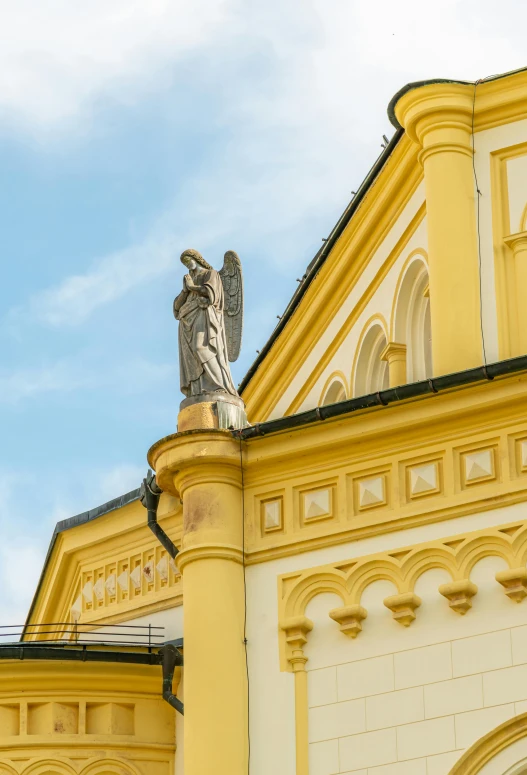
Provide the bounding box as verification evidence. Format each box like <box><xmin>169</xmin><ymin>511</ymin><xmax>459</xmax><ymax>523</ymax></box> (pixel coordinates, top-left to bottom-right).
<box><xmin>185</xmin><ymin>279</ymin><xmax>210</xmax><ymax>299</ymax></box>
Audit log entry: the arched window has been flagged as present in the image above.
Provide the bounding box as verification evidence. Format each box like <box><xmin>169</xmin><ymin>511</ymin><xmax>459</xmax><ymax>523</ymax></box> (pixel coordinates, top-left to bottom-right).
<box><xmin>353</xmin><ymin>323</ymin><xmax>389</xmax><ymax>396</ymax></box>
<box><xmin>393</xmin><ymin>256</ymin><xmax>432</xmax><ymax>382</ymax></box>
<box><xmin>321</xmin><ymin>379</ymin><xmax>347</xmax><ymax>406</ymax></box>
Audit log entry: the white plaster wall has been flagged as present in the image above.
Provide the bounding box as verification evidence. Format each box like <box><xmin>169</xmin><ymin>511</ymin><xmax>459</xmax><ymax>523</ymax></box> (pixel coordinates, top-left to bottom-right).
<box><xmin>473</xmin><ymin>117</ymin><xmax>527</xmax><ymax>363</ymax></box>
<box><xmin>305</xmin><ymin>556</ymin><xmax>527</xmax><ymax>775</ymax></box>
<box><xmin>296</xmin><ymin>218</ymin><xmax>428</xmax><ymax>413</ymax></box>
<box><xmin>269</xmin><ymin>183</ymin><xmax>427</xmax><ymax>419</ymax></box>
<box><xmin>89</xmin><ymin>606</ymin><xmax>183</xmax><ymax>644</ymax></box>
<box><xmin>246</xmin><ymin>501</ymin><xmax>527</xmax><ymax>775</ymax></box>
<box><xmin>507</xmin><ymin>153</ymin><xmax>527</xmax><ymax>233</ymax></box>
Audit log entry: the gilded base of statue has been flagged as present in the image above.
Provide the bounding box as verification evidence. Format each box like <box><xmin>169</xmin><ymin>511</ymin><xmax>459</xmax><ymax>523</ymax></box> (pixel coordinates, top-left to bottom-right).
<box><xmin>178</xmin><ymin>392</ymin><xmax>248</xmax><ymax>432</ymax></box>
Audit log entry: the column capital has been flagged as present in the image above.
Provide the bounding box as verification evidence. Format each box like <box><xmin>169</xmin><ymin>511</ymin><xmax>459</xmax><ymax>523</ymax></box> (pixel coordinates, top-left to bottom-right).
<box><xmin>148</xmin><ymin>429</ymin><xmax>242</xmax><ymax>497</ymax></box>
<box><xmin>394</xmin><ymin>82</ymin><xmax>475</xmax><ymax>162</ymax></box>
<box><xmin>504</xmin><ymin>230</ymin><xmax>527</xmax><ymax>251</ymax></box>
<box><xmin>380</xmin><ymin>341</ymin><xmax>407</xmax><ymax>362</ymax></box>
<box><xmin>281</xmin><ymin>616</ymin><xmax>313</xmax><ymax>675</ymax></box>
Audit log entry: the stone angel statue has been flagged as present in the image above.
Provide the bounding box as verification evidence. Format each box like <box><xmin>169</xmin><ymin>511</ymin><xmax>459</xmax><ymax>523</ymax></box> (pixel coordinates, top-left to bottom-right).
<box><xmin>173</xmin><ymin>248</ymin><xmax>243</xmax><ymax>399</ymax></box>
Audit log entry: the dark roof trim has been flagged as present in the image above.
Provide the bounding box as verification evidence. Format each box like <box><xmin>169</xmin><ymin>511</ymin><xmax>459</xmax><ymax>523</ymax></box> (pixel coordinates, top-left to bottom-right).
<box><xmin>25</xmin><ymin>488</ymin><xmax>140</xmax><ymax>629</ymax></box>
<box><xmin>234</xmin><ymin>355</ymin><xmax>527</xmax><ymax>440</ymax></box>
<box><xmin>238</xmin><ymin>126</ymin><xmax>404</xmax><ymax>393</ymax></box>
<box><xmin>0</xmin><ymin>644</ymin><xmax>165</xmax><ymax>666</ymax></box>
<box><xmin>55</xmin><ymin>488</ymin><xmax>141</xmax><ymax>535</ymax></box>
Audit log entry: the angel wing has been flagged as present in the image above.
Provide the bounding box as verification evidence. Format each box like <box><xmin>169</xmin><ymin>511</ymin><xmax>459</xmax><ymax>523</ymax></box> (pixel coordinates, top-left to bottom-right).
<box><xmin>219</xmin><ymin>250</ymin><xmax>243</xmax><ymax>362</ymax></box>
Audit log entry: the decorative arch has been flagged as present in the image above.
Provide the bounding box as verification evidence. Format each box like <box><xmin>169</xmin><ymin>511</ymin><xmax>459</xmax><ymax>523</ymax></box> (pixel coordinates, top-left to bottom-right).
<box><xmin>319</xmin><ymin>371</ymin><xmax>348</xmax><ymax>407</ymax></box>
<box><xmin>391</xmin><ymin>249</ymin><xmax>432</xmax><ymax>382</ymax></box>
<box><xmin>449</xmin><ymin>712</ymin><xmax>527</xmax><ymax>774</ymax></box>
<box><xmin>80</xmin><ymin>759</ymin><xmax>143</xmax><ymax>775</ymax></box>
<box><xmin>351</xmin><ymin>315</ymin><xmax>389</xmax><ymax>397</ymax></box>
<box><xmin>22</xmin><ymin>761</ymin><xmax>78</xmax><ymax>775</ymax></box>
<box><xmin>278</xmin><ymin>519</ymin><xmax>527</xmax><ymax>666</ymax></box>
<box><xmin>520</xmin><ymin>202</ymin><xmax>527</xmax><ymax>232</ymax></box>
<box><xmin>0</xmin><ymin>764</ymin><xmax>21</xmax><ymax>775</ymax></box>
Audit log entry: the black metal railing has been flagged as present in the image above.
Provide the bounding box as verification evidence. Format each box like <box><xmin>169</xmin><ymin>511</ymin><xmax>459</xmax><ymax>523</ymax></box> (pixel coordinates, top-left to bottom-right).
<box><xmin>0</xmin><ymin>622</ymin><xmax>165</xmax><ymax>649</ymax></box>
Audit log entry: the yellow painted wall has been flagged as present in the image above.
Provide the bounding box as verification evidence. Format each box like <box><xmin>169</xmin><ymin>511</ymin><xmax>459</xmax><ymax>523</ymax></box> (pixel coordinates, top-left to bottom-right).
<box><xmin>0</xmin><ymin>661</ymin><xmax>176</xmax><ymax>775</ymax></box>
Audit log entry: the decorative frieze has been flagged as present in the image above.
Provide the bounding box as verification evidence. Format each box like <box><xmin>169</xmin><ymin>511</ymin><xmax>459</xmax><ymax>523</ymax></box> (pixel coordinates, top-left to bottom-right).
<box><xmin>251</xmin><ymin>423</ymin><xmax>527</xmax><ymax>557</ymax></box>
<box><xmin>70</xmin><ymin>541</ymin><xmax>181</xmax><ymax>624</ymax></box>
<box><xmin>278</xmin><ymin>519</ymin><xmax>527</xmax><ymax>666</ymax></box>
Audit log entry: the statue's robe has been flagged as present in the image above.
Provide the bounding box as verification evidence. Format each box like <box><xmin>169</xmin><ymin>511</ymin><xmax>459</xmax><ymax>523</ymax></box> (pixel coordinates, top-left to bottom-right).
<box><xmin>174</xmin><ymin>268</ymin><xmax>237</xmax><ymax>397</ymax></box>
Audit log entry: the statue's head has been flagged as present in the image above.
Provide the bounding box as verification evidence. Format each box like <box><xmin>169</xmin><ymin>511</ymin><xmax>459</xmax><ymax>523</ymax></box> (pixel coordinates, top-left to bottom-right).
<box><xmin>180</xmin><ymin>249</ymin><xmax>213</xmax><ymax>272</ymax></box>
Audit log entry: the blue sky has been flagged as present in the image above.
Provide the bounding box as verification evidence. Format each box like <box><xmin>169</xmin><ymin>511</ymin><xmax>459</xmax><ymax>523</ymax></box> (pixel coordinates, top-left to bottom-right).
<box><xmin>1</xmin><ymin>0</ymin><xmax>526</xmax><ymax>622</ymax></box>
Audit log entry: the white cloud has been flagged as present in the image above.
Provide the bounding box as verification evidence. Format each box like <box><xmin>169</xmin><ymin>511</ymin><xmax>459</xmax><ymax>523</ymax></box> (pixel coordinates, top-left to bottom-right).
<box><xmin>0</xmin><ymin>0</ymin><xmax>232</xmax><ymax>129</ymax></box>
<box><xmin>0</xmin><ymin>359</ymin><xmax>91</xmax><ymax>402</ymax></box>
<box><xmin>28</xmin><ymin>236</ymin><xmax>176</xmax><ymax>327</ymax></box>
<box><xmin>5</xmin><ymin>0</ymin><xmax>527</xmax><ymax>330</ymax></box>
<box><xmin>0</xmin><ymin>354</ymin><xmax>174</xmax><ymax>403</ymax></box>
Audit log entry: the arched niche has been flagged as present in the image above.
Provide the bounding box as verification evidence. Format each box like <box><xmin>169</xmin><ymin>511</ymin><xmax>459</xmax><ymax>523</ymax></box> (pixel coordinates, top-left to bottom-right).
<box><xmin>393</xmin><ymin>254</ymin><xmax>432</xmax><ymax>382</ymax></box>
<box><xmin>449</xmin><ymin>712</ymin><xmax>527</xmax><ymax>774</ymax></box>
<box><xmin>321</xmin><ymin>375</ymin><xmax>347</xmax><ymax>406</ymax></box>
<box><xmin>353</xmin><ymin>322</ymin><xmax>389</xmax><ymax>397</ymax></box>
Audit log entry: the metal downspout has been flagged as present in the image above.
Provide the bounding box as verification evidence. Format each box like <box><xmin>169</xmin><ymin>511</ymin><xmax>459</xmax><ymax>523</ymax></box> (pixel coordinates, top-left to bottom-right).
<box><xmin>161</xmin><ymin>643</ymin><xmax>184</xmax><ymax>715</ymax></box>
<box><xmin>140</xmin><ymin>470</ymin><xmax>179</xmax><ymax>559</ymax></box>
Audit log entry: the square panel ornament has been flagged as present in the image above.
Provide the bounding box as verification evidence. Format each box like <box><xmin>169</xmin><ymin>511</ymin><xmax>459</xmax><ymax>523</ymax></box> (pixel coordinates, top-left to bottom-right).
<box><xmin>357</xmin><ymin>476</ymin><xmax>386</xmax><ymax>511</ymax></box>
<box><xmin>262</xmin><ymin>499</ymin><xmax>283</xmax><ymax>533</ymax></box>
<box><xmin>407</xmin><ymin>461</ymin><xmax>441</xmax><ymax>499</ymax></box>
<box><xmin>521</xmin><ymin>440</ymin><xmax>527</xmax><ymax>472</ymax></box>
<box><xmin>302</xmin><ymin>487</ymin><xmax>332</xmax><ymax>522</ymax></box>
<box><xmin>463</xmin><ymin>449</ymin><xmax>495</xmax><ymax>485</ymax></box>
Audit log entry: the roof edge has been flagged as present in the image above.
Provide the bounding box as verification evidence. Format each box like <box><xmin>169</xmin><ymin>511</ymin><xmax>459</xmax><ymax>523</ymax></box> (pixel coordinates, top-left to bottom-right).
<box><xmin>387</xmin><ymin>65</ymin><xmax>527</xmax><ymax>128</ymax></box>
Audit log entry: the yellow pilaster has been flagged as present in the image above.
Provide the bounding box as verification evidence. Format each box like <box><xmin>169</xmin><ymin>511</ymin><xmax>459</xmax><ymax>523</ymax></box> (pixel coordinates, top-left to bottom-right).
<box><xmin>380</xmin><ymin>342</ymin><xmax>407</xmax><ymax>387</ymax></box>
<box><xmin>150</xmin><ymin>430</ymin><xmax>247</xmax><ymax>775</ymax></box>
<box><xmin>281</xmin><ymin>616</ymin><xmax>313</xmax><ymax>775</ymax></box>
<box><xmin>395</xmin><ymin>83</ymin><xmax>483</xmax><ymax>376</ymax></box>
<box><xmin>504</xmin><ymin>231</ymin><xmax>527</xmax><ymax>355</ymax></box>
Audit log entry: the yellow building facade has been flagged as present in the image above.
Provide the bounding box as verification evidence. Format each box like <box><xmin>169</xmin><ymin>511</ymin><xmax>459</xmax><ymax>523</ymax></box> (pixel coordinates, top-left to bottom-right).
<box><xmin>6</xmin><ymin>67</ymin><xmax>527</xmax><ymax>775</ymax></box>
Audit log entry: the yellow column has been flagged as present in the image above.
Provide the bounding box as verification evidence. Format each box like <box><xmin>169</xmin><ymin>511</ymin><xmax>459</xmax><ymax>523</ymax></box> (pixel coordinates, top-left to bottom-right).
<box><xmin>504</xmin><ymin>232</ymin><xmax>527</xmax><ymax>355</ymax></box>
<box><xmin>150</xmin><ymin>430</ymin><xmax>247</xmax><ymax>775</ymax></box>
<box><xmin>395</xmin><ymin>84</ymin><xmax>483</xmax><ymax>376</ymax></box>
<box><xmin>281</xmin><ymin>616</ymin><xmax>313</xmax><ymax>775</ymax></box>
<box><xmin>380</xmin><ymin>342</ymin><xmax>407</xmax><ymax>387</ymax></box>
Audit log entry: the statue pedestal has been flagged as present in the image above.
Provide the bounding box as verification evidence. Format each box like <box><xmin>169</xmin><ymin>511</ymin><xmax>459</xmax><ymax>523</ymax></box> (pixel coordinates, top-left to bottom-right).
<box><xmin>178</xmin><ymin>393</ymin><xmax>248</xmax><ymax>432</ymax></box>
